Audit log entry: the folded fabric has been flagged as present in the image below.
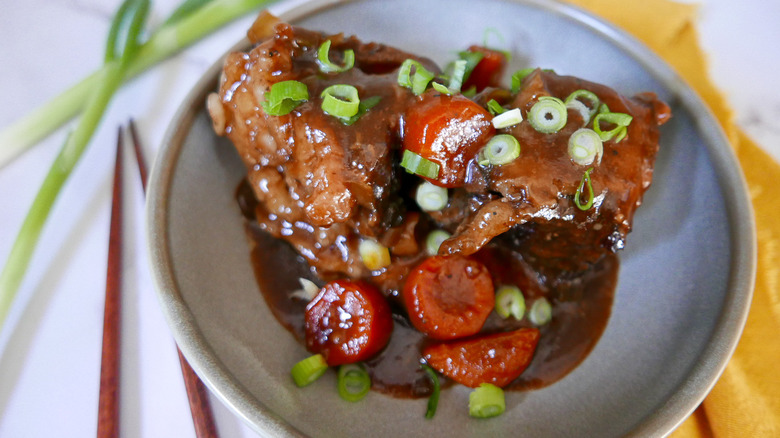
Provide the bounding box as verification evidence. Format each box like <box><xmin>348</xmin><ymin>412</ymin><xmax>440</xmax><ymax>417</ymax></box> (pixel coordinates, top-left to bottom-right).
<box><xmin>566</xmin><ymin>0</ymin><xmax>780</xmax><ymax>436</ymax></box>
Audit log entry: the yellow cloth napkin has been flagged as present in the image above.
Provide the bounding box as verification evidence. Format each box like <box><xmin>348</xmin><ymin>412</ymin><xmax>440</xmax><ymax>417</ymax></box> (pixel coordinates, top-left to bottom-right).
<box><xmin>564</xmin><ymin>0</ymin><xmax>780</xmax><ymax>436</ymax></box>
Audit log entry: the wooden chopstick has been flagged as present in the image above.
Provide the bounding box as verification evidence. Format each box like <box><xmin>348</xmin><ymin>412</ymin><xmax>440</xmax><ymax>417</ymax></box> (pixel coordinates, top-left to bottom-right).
<box><xmin>97</xmin><ymin>127</ymin><xmax>125</xmax><ymax>438</ymax></box>
<box><xmin>128</xmin><ymin>120</ymin><xmax>220</xmax><ymax>438</ymax></box>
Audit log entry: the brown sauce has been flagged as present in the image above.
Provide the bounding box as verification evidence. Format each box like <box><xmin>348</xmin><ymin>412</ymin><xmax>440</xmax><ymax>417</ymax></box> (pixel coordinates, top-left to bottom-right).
<box><xmin>239</xmin><ymin>181</ymin><xmax>618</xmax><ymax>398</ymax></box>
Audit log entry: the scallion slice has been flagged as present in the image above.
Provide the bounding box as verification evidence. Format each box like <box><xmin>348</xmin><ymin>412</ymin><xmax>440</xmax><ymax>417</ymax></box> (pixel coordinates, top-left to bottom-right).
<box><xmin>447</xmin><ymin>59</ymin><xmax>467</xmax><ymax>93</ymax></box>
<box><xmin>425</xmin><ymin>230</ymin><xmax>451</xmax><ymax>256</ymax></box>
<box><xmin>291</xmin><ymin>354</ymin><xmax>328</xmax><ymax>387</ymax></box>
<box><xmin>456</xmin><ymin>50</ymin><xmax>484</xmax><ymax>83</ymax></box>
<box><xmin>529</xmin><ymin>297</ymin><xmax>553</xmax><ymax>326</ymax></box>
<box><xmin>495</xmin><ymin>285</ymin><xmax>525</xmax><ymax>320</ymax></box>
<box><xmin>574</xmin><ymin>168</ymin><xmax>595</xmax><ymax>211</ymax></box>
<box><xmin>568</xmin><ymin>128</ymin><xmax>603</xmax><ymax>166</ymax></box>
<box><xmin>564</xmin><ymin>89</ymin><xmax>600</xmax><ymax>124</ymax></box>
<box><xmin>321</xmin><ymin>84</ymin><xmax>360</xmax><ymax>119</ymax></box>
<box><xmin>431</xmin><ymin>81</ymin><xmax>452</xmax><ymax>95</ymax></box>
<box><xmin>359</xmin><ymin>239</ymin><xmax>391</xmax><ymax>271</ymax></box>
<box><xmin>317</xmin><ymin>39</ymin><xmax>355</xmax><ymax>73</ymax></box>
<box><xmin>421</xmin><ymin>364</ymin><xmax>441</xmax><ymax>419</ymax></box>
<box><xmin>416</xmin><ymin>181</ymin><xmax>448</xmax><ymax>212</ymax></box>
<box><xmin>491</xmin><ymin>108</ymin><xmax>523</xmax><ymax>129</ymax></box>
<box><xmin>469</xmin><ymin>383</ymin><xmax>505</xmax><ymax>418</ymax></box>
<box><xmin>486</xmin><ymin>99</ymin><xmax>505</xmax><ymax>115</ymax></box>
<box><xmin>510</xmin><ymin>67</ymin><xmax>535</xmax><ymax>93</ymax></box>
<box><xmin>481</xmin><ymin>134</ymin><xmax>520</xmax><ymax>166</ymax></box>
<box><xmin>261</xmin><ymin>80</ymin><xmax>308</xmax><ymax>116</ymax></box>
<box><xmin>342</xmin><ymin>96</ymin><xmax>381</xmax><ymax>126</ymax></box>
<box><xmin>528</xmin><ymin>96</ymin><xmax>567</xmax><ymax>133</ymax></box>
<box><xmin>337</xmin><ymin>363</ymin><xmax>371</xmax><ymax>402</ymax></box>
<box><xmin>398</xmin><ymin>59</ymin><xmax>435</xmax><ymax>95</ymax></box>
<box><xmin>401</xmin><ymin>150</ymin><xmax>440</xmax><ymax>179</ymax></box>
<box><xmin>593</xmin><ymin>111</ymin><xmax>633</xmax><ymax>142</ymax></box>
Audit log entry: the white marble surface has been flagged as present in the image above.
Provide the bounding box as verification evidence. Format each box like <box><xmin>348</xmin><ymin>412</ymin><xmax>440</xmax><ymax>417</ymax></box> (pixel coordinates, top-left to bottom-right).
<box><xmin>0</xmin><ymin>0</ymin><xmax>777</xmax><ymax>436</ymax></box>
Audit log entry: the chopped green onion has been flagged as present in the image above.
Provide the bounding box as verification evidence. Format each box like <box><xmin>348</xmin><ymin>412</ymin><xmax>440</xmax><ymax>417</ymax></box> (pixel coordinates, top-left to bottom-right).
<box><xmin>261</xmin><ymin>80</ymin><xmax>308</xmax><ymax>116</ymax></box>
<box><xmin>461</xmin><ymin>85</ymin><xmax>477</xmax><ymax>98</ymax></box>
<box><xmin>291</xmin><ymin>354</ymin><xmax>328</xmax><ymax>387</ymax></box>
<box><xmin>495</xmin><ymin>285</ymin><xmax>525</xmax><ymax>320</ymax></box>
<box><xmin>574</xmin><ymin>168</ymin><xmax>595</xmax><ymax>211</ymax></box>
<box><xmin>593</xmin><ymin>111</ymin><xmax>633</xmax><ymax>142</ymax></box>
<box><xmin>456</xmin><ymin>50</ymin><xmax>484</xmax><ymax>83</ymax></box>
<box><xmin>359</xmin><ymin>239</ymin><xmax>391</xmax><ymax>271</ymax></box>
<box><xmin>480</xmin><ymin>134</ymin><xmax>520</xmax><ymax>166</ymax></box>
<box><xmin>564</xmin><ymin>89</ymin><xmax>600</xmax><ymax>124</ymax></box>
<box><xmin>598</xmin><ymin>103</ymin><xmax>610</xmax><ymax>114</ymax></box>
<box><xmin>321</xmin><ymin>84</ymin><xmax>360</xmax><ymax>119</ymax></box>
<box><xmin>401</xmin><ymin>150</ymin><xmax>440</xmax><ymax>179</ymax></box>
<box><xmin>568</xmin><ymin>128</ymin><xmax>603</xmax><ymax>166</ymax></box>
<box><xmin>511</xmin><ymin>67</ymin><xmax>535</xmax><ymax>93</ymax></box>
<box><xmin>432</xmin><ymin>59</ymin><xmax>467</xmax><ymax>95</ymax></box>
<box><xmin>337</xmin><ymin>363</ymin><xmax>371</xmax><ymax>402</ymax></box>
<box><xmin>398</xmin><ymin>59</ymin><xmax>435</xmax><ymax>95</ymax></box>
<box><xmin>469</xmin><ymin>383</ymin><xmax>505</xmax><ymax>418</ymax></box>
<box><xmin>431</xmin><ymin>82</ymin><xmax>452</xmax><ymax>95</ymax></box>
<box><xmin>342</xmin><ymin>96</ymin><xmax>381</xmax><ymax>126</ymax></box>
<box><xmin>529</xmin><ymin>297</ymin><xmax>553</xmax><ymax>326</ymax></box>
<box><xmin>425</xmin><ymin>230</ymin><xmax>451</xmax><ymax>256</ymax></box>
<box><xmin>486</xmin><ymin>99</ymin><xmax>505</xmax><ymax>115</ymax></box>
<box><xmin>491</xmin><ymin>108</ymin><xmax>523</xmax><ymax>129</ymax></box>
<box><xmin>421</xmin><ymin>364</ymin><xmax>441</xmax><ymax>419</ymax></box>
<box><xmin>317</xmin><ymin>39</ymin><xmax>355</xmax><ymax>73</ymax></box>
<box><xmin>416</xmin><ymin>181</ymin><xmax>448</xmax><ymax>211</ymax></box>
<box><xmin>528</xmin><ymin>96</ymin><xmax>567</xmax><ymax>133</ymax></box>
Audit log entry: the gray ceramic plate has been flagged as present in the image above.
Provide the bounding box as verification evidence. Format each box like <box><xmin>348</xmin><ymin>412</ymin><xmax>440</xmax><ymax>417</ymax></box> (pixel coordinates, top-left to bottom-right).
<box><xmin>147</xmin><ymin>0</ymin><xmax>756</xmax><ymax>436</ymax></box>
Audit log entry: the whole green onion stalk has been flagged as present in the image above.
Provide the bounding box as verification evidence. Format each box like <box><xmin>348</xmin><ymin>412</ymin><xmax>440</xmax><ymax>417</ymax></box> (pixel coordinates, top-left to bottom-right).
<box><xmin>0</xmin><ymin>0</ymin><xmax>276</xmax><ymax>331</ymax></box>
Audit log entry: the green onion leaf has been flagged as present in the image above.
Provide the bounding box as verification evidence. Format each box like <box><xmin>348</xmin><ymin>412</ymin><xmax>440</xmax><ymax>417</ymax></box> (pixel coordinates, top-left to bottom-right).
<box><xmin>163</xmin><ymin>0</ymin><xmax>213</xmax><ymax>26</ymax></box>
<box><xmin>491</xmin><ymin>108</ymin><xmax>523</xmax><ymax>129</ymax></box>
<box><xmin>481</xmin><ymin>134</ymin><xmax>520</xmax><ymax>166</ymax></box>
<box><xmin>317</xmin><ymin>39</ymin><xmax>355</xmax><ymax>74</ymax></box>
<box><xmin>342</xmin><ymin>96</ymin><xmax>381</xmax><ymax>126</ymax></box>
<box><xmin>529</xmin><ymin>297</ymin><xmax>553</xmax><ymax>326</ymax></box>
<box><xmin>358</xmin><ymin>239</ymin><xmax>391</xmax><ymax>271</ymax></box>
<box><xmin>495</xmin><ymin>285</ymin><xmax>525</xmax><ymax>320</ymax></box>
<box><xmin>421</xmin><ymin>364</ymin><xmax>441</xmax><ymax>419</ymax></box>
<box><xmin>528</xmin><ymin>96</ymin><xmax>567</xmax><ymax>133</ymax></box>
<box><xmin>431</xmin><ymin>82</ymin><xmax>452</xmax><ymax>95</ymax></box>
<box><xmin>416</xmin><ymin>181</ymin><xmax>448</xmax><ymax>212</ymax></box>
<box><xmin>321</xmin><ymin>84</ymin><xmax>360</xmax><ymax>119</ymax></box>
<box><xmin>469</xmin><ymin>383</ymin><xmax>505</xmax><ymax>418</ymax></box>
<box><xmin>401</xmin><ymin>150</ymin><xmax>440</xmax><ymax>179</ymax></box>
<box><xmin>593</xmin><ymin>111</ymin><xmax>633</xmax><ymax>142</ymax></box>
<box><xmin>105</xmin><ymin>0</ymin><xmax>150</xmax><ymax>66</ymax></box>
<box><xmin>291</xmin><ymin>354</ymin><xmax>328</xmax><ymax>387</ymax></box>
<box><xmin>337</xmin><ymin>363</ymin><xmax>371</xmax><ymax>402</ymax></box>
<box><xmin>568</xmin><ymin>128</ymin><xmax>603</xmax><ymax>166</ymax></box>
<box><xmin>486</xmin><ymin>99</ymin><xmax>505</xmax><ymax>115</ymax></box>
<box><xmin>510</xmin><ymin>68</ymin><xmax>535</xmax><ymax>93</ymax></box>
<box><xmin>447</xmin><ymin>59</ymin><xmax>467</xmax><ymax>93</ymax></box>
<box><xmin>574</xmin><ymin>168</ymin><xmax>595</xmax><ymax>211</ymax></box>
<box><xmin>425</xmin><ymin>230</ymin><xmax>451</xmax><ymax>256</ymax></box>
<box><xmin>455</xmin><ymin>50</ymin><xmax>485</xmax><ymax>83</ymax></box>
<box><xmin>261</xmin><ymin>80</ymin><xmax>309</xmax><ymax>116</ymax></box>
<box><xmin>564</xmin><ymin>89</ymin><xmax>600</xmax><ymax>124</ymax></box>
<box><xmin>398</xmin><ymin>59</ymin><xmax>435</xmax><ymax>95</ymax></box>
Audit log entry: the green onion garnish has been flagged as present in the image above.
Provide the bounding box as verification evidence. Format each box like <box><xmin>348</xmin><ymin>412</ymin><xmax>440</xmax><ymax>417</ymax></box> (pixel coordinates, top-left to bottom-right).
<box><xmin>359</xmin><ymin>239</ymin><xmax>391</xmax><ymax>271</ymax></box>
<box><xmin>564</xmin><ymin>89</ymin><xmax>600</xmax><ymax>124</ymax></box>
<box><xmin>510</xmin><ymin>67</ymin><xmax>535</xmax><ymax>94</ymax></box>
<box><xmin>415</xmin><ymin>181</ymin><xmax>448</xmax><ymax>212</ymax></box>
<box><xmin>261</xmin><ymin>80</ymin><xmax>308</xmax><ymax>116</ymax></box>
<box><xmin>495</xmin><ymin>285</ymin><xmax>525</xmax><ymax>320</ymax></box>
<box><xmin>342</xmin><ymin>95</ymin><xmax>381</xmax><ymax>126</ymax></box>
<box><xmin>568</xmin><ymin>128</ymin><xmax>603</xmax><ymax>166</ymax></box>
<box><xmin>574</xmin><ymin>168</ymin><xmax>595</xmax><ymax>211</ymax></box>
<box><xmin>401</xmin><ymin>150</ymin><xmax>440</xmax><ymax>179</ymax></box>
<box><xmin>469</xmin><ymin>383</ymin><xmax>505</xmax><ymax>418</ymax></box>
<box><xmin>320</xmin><ymin>84</ymin><xmax>360</xmax><ymax>119</ymax></box>
<box><xmin>317</xmin><ymin>39</ymin><xmax>355</xmax><ymax>74</ymax></box>
<box><xmin>431</xmin><ymin>82</ymin><xmax>452</xmax><ymax>95</ymax></box>
<box><xmin>528</xmin><ymin>96</ymin><xmax>567</xmax><ymax>133</ymax></box>
<box><xmin>337</xmin><ymin>363</ymin><xmax>371</xmax><ymax>402</ymax></box>
<box><xmin>432</xmin><ymin>59</ymin><xmax>467</xmax><ymax>95</ymax></box>
<box><xmin>291</xmin><ymin>354</ymin><xmax>328</xmax><ymax>387</ymax></box>
<box><xmin>480</xmin><ymin>134</ymin><xmax>520</xmax><ymax>166</ymax></box>
<box><xmin>486</xmin><ymin>99</ymin><xmax>505</xmax><ymax>115</ymax></box>
<box><xmin>421</xmin><ymin>364</ymin><xmax>441</xmax><ymax>419</ymax></box>
<box><xmin>425</xmin><ymin>230</ymin><xmax>451</xmax><ymax>256</ymax></box>
<box><xmin>456</xmin><ymin>50</ymin><xmax>485</xmax><ymax>83</ymax></box>
<box><xmin>593</xmin><ymin>111</ymin><xmax>633</xmax><ymax>142</ymax></box>
<box><xmin>398</xmin><ymin>59</ymin><xmax>435</xmax><ymax>95</ymax></box>
<box><xmin>491</xmin><ymin>108</ymin><xmax>523</xmax><ymax>129</ymax></box>
<box><xmin>529</xmin><ymin>297</ymin><xmax>553</xmax><ymax>326</ymax></box>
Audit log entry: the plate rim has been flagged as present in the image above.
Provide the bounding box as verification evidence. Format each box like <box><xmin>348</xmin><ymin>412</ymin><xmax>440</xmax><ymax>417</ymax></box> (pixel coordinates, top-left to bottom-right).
<box><xmin>146</xmin><ymin>0</ymin><xmax>757</xmax><ymax>436</ymax></box>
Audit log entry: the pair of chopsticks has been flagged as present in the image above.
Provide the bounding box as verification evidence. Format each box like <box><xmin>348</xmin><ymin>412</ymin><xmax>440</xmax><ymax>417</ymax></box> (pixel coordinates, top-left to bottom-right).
<box><xmin>96</xmin><ymin>121</ymin><xmax>219</xmax><ymax>438</ymax></box>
